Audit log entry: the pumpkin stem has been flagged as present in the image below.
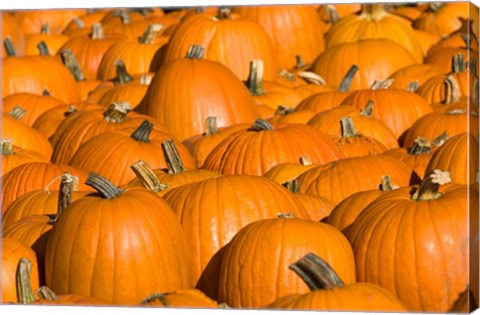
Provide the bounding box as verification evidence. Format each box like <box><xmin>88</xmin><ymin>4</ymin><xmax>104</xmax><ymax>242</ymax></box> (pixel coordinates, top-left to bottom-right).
<box><xmin>407</xmin><ymin>138</ymin><xmax>431</xmax><ymax>155</ymax></box>
<box><xmin>40</xmin><ymin>22</ymin><xmax>51</xmax><ymax>34</ymax></box>
<box><xmin>289</xmin><ymin>252</ymin><xmax>344</xmax><ymax>291</ymax></box>
<box><xmin>65</xmin><ymin>105</ymin><xmax>77</xmax><ymax>117</ymax></box>
<box><xmin>249</xmin><ymin>119</ymin><xmax>274</xmax><ymax>131</ymax></box>
<box><xmin>216</xmin><ymin>7</ymin><xmax>232</xmax><ymax>20</ymax></box>
<box><xmin>56</xmin><ymin>172</ymin><xmax>77</xmax><ymax>218</ymax></box>
<box><xmin>278</xmin><ymin>69</ymin><xmax>296</xmax><ymax>82</ymax></box>
<box><xmin>161</xmin><ymin>139</ymin><xmax>186</xmax><ymax>174</ymax></box>
<box><xmin>300</xmin><ymin>156</ymin><xmax>312</xmax><ymax>166</ymax></box>
<box><xmin>406</xmin><ymin>81</ymin><xmax>420</xmax><ymax>93</ymax></box>
<box><xmin>340</xmin><ymin>117</ymin><xmax>361</xmax><ymax>138</ymax></box>
<box><xmin>277</xmin><ymin>212</ymin><xmax>297</xmax><ymax>219</ymax></box>
<box><xmin>16</xmin><ymin>258</ymin><xmax>36</xmax><ymax>304</ymax></box>
<box><xmin>283</xmin><ymin>179</ymin><xmax>301</xmax><ymax>194</ymax></box>
<box><xmin>85</xmin><ymin>173</ymin><xmax>124</xmax><ymax>199</ymax></box>
<box><xmin>246</xmin><ymin>59</ymin><xmax>265</xmax><ymax>96</ymax></box>
<box><xmin>1</xmin><ymin>138</ymin><xmax>14</xmax><ymax>156</ymax></box>
<box><xmin>295</xmin><ymin>55</ymin><xmax>307</xmax><ymax>69</ymax></box>
<box><xmin>91</xmin><ymin>23</ymin><xmax>104</xmax><ymax>39</ymax></box>
<box><xmin>4</xmin><ymin>36</ymin><xmax>16</xmax><ymax>56</ymax></box>
<box><xmin>139</xmin><ymin>23</ymin><xmax>164</xmax><ymax>44</ymax></box>
<box><xmin>431</xmin><ymin>131</ymin><xmax>449</xmax><ymax>147</ymax></box>
<box><xmin>371</xmin><ymin>78</ymin><xmax>394</xmax><ymax>90</ymax></box>
<box><xmin>275</xmin><ymin>105</ymin><xmax>295</xmax><ymax>116</ymax></box>
<box><xmin>362</xmin><ymin>3</ymin><xmax>387</xmax><ymax>19</ymax></box>
<box><xmin>7</xmin><ymin>106</ymin><xmax>27</xmax><ymax>120</ymax></box>
<box><xmin>428</xmin><ymin>2</ymin><xmax>443</xmax><ymax>12</ymax></box>
<box><xmin>441</xmin><ymin>75</ymin><xmax>461</xmax><ymax>104</ymax></box>
<box><xmin>195</xmin><ymin>6</ymin><xmax>205</xmax><ymax>13</ymax></box>
<box><xmin>326</xmin><ymin>5</ymin><xmax>340</xmax><ymax>24</ymax></box>
<box><xmin>338</xmin><ymin>64</ymin><xmax>359</xmax><ymax>92</ymax></box>
<box><xmin>380</xmin><ymin>175</ymin><xmax>396</xmax><ymax>191</ymax></box>
<box><xmin>118</xmin><ymin>10</ymin><xmax>131</xmax><ymax>24</ymax></box>
<box><xmin>205</xmin><ymin>117</ymin><xmax>219</xmax><ymax>135</ymax></box>
<box><xmin>36</xmin><ymin>286</ymin><xmax>59</xmax><ymax>301</ymax></box>
<box><xmin>60</xmin><ymin>48</ymin><xmax>86</xmax><ymax>81</ymax></box>
<box><xmin>37</xmin><ymin>41</ymin><xmax>50</xmax><ymax>55</ymax></box>
<box><xmin>131</xmin><ymin>120</ymin><xmax>154</xmax><ymax>143</ymax></box>
<box><xmin>360</xmin><ymin>100</ymin><xmax>374</xmax><ymax>117</ymax></box>
<box><xmin>113</xmin><ymin>59</ymin><xmax>133</xmax><ymax>85</ymax></box>
<box><xmin>42</xmin><ymin>89</ymin><xmax>50</xmax><ymax>96</ymax></box>
<box><xmin>186</xmin><ymin>45</ymin><xmax>205</xmax><ymax>59</ymax></box>
<box><xmin>103</xmin><ymin>102</ymin><xmax>132</xmax><ymax>123</ymax></box>
<box><xmin>140</xmin><ymin>293</ymin><xmax>169</xmax><ymax>305</ymax></box>
<box><xmin>139</xmin><ymin>74</ymin><xmax>152</xmax><ymax>85</ymax></box>
<box><xmin>452</xmin><ymin>53</ymin><xmax>466</xmax><ymax>73</ymax></box>
<box><xmin>297</xmin><ymin>71</ymin><xmax>327</xmax><ymax>85</ymax></box>
<box><xmin>411</xmin><ymin>169</ymin><xmax>451</xmax><ymax>201</ymax></box>
<box><xmin>130</xmin><ymin>160</ymin><xmax>169</xmax><ymax>192</ymax></box>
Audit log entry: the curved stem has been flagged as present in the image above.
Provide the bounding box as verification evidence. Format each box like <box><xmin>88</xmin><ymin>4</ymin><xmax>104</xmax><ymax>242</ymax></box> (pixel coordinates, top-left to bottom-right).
<box><xmin>60</xmin><ymin>49</ymin><xmax>86</xmax><ymax>81</ymax></box>
<box><xmin>16</xmin><ymin>258</ymin><xmax>36</xmax><ymax>304</ymax></box>
<box><xmin>139</xmin><ymin>23</ymin><xmax>164</xmax><ymax>44</ymax></box>
<box><xmin>113</xmin><ymin>59</ymin><xmax>133</xmax><ymax>85</ymax></box>
<box><xmin>141</xmin><ymin>293</ymin><xmax>169</xmax><ymax>306</ymax></box>
<box><xmin>205</xmin><ymin>117</ymin><xmax>218</xmax><ymax>135</ymax></box>
<box><xmin>85</xmin><ymin>173</ymin><xmax>124</xmax><ymax>199</ymax></box>
<box><xmin>103</xmin><ymin>102</ymin><xmax>132</xmax><ymax>123</ymax></box>
<box><xmin>186</xmin><ymin>45</ymin><xmax>205</xmax><ymax>59</ymax></box>
<box><xmin>297</xmin><ymin>71</ymin><xmax>327</xmax><ymax>85</ymax></box>
<box><xmin>431</xmin><ymin>131</ymin><xmax>449</xmax><ymax>147</ymax></box>
<box><xmin>441</xmin><ymin>75</ymin><xmax>460</xmax><ymax>105</ymax></box>
<box><xmin>246</xmin><ymin>59</ymin><xmax>265</xmax><ymax>96</ymax></box>
<box><xmin>249</xmin><ymin>119</ymin><xmax>274</xmax><ymax>131</ymax></box>
<box><xmin>338</xmin><ymin>64</ymin><xmax>359</xmax><ymax>92</ymax></box>
<box><xmin>131</xmin><ymin>120</ymin><xmax>154</xmax><ymax>143</ymax></box>
<box><xmin>130</xmin><ymin>160</ymin><xmax>169</xmax><ymax>192</ymax></box>
<box><xmin>4</xmin><ymin>36</ymin><xmax>16</xmax><ymax>56</ymax></box>
<box><xmin>371</xmin><ymin>78</ymin><xmax>394</xmax><ymax>90</ymax></box>
<box><xmin>37</xmin><ymin>41</ymin><xmax>50</xmax><ymax>55</ymax></box>
<box><xmin>161</xmin><ymin>139</ymin><xmax>186</xmax><ymax>174</ymax></box>
<box><xmin>411</xmin><ymin>169</ymin><xmax>451</xmax><ymax>201</ymax></box>
<box><xmin>7</xmin><ymin>106</ymin><xmax>27</xmax><ymax>120</ymax></box>
<box><xmin>289</xmin><ymin>253</ymin><xmax>344</xmax><ymax>291</ymax></box>
<box><xmin>36</xmin><ymin>286</ymin><xmax>59</xmax><ymax>301</ymax></box>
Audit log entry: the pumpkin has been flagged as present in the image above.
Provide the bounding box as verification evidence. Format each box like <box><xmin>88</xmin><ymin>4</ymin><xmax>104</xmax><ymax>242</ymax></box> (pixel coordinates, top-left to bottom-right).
<box><xmin>425</xmin><ymin>46</ymin><xmax>478</xmax><ymax>74</ymax></box>
<box><xmin>97</xmin><ymin>23</ymin><xmax>168</xmax><ymax>81</ymax></box>
<box><xmin>310</xmin><ymin>38</ymin><xmax>418</xmax><ymax>91</ymax></box>
<box><xmin>2</xmin><ymin>91</ymin><xmax>64</xmax><ymax>126</ymax></box>
<box><xmin>140</xmin><ymin>290</ymin><xmax>218</xmax><ymax>308</ymax></box>
<box><xmin>202</xmin><ymin>119</ymin><xmax>345</xmax><ymax>176</ymax></box>
<box><xmin>13</xmin><ymin>9</ymin><xmax>87</xmax><ymax>34</ymax></box>
<box><xmin>217</xmin><ymin>215</ymin><xmax>356</xmax><ymax>308</ymax></box>
<box><xmin>0</xmin><ymin>161</ymin><xmax>92</xmax><ymax>212</ymax></box>
<box><xmin>45</xmin><ymin>173</ymin><xmax>194</xmax><ymax>305</ymax></box>
<box><xmin>61</xmin><ymin>10</ymin><xmax>111</xmax><ymax>36</ymax></box>
<box><xmin>325</xmin><ymin>4</ymin><xmax>424</xmax><ymax>62</ymax></box>
<box><xmin>329</xmin><ymin>117</ymin><xmax>388</xmax><ymax>158</ymax></box>
<box><xmin>162</xmin><ymin>175</ymin><xmax>311</xmax><ymax>285</ymax></box>
<box><xmin>307</xmin><ymin>102</ymin><xmax>399</xmax><ymax>150</ymax></box>
<box><xmin>2</xmin><ymin>38</ymin><xmax>81</xmax><ymax>103</ymax></box>
<box><xmin>56</xmin><ymin>23</ymin><xmax>125</xmax><ymax>80</ymax></box>
<box><xmin>317</xmin><ymin>4</ymin><xmax>362</xmax><ymax>24</ymax></box>
<box><xmin>68</xmin><ymin>121</ymin><xmax>195</xmax><ymax>186</ymax></box>
<box><xmin>268</xmin><ymin>106</ymin><xmax>316</xmax><ymax>125</ymax></box>
<box><xmin>232</xmin><ymin>5</ymin><xmax>327</xmax><ymax>69</ymax></box>
<box><xmin>402</xmin><ymin>107</ymin><xmax>478</xmax><ymax>147</ymax></box>
<box><xmin>387</xmin><ymin>63</ymin><xmax>445</xmax><ymax>90</ymax></box>
<box><xmin>138</xmin><ymin>45</ymin><xmax>260</xmax><ymax>142</ymax></box>
<box><xmin>2</xmin><ymin>112</ymin><xmax>53</xmax><ymax>160</ymax></box>
<box><xmin>101</xmin><ymin>10</ymin><xmax>158</xmax><ymax>39</ymax></box>
<box><xmin>1</xmin><ymin>139</ymin><xmax>49</xmax><ymax>175</ymax></box>
<box><xmin>346</xmin><ymin>170</ymin><xmax>470</xmax><ymax>312</ymax></box>
<box><xmin>325</xmin><ymin>175</ymin><xmax>397</xmax><ymax>232</ymax></box>
<box><xmin>297</xmin><ymin>154</ymin><xmax>413</xmax><ymax>206</ymax></box>
<box><xmin>339</xmin><ymin>79</ymin><xmax>434</xmax><ymax>141</ymax></box>
<box><xmin>263</xmin><ymin>156</ymin><xmax>317</xmax><ymax>185</ymax></box>
<box><xmin>155</xmin><ymin>8</ymin><xmax>280</xmax><ymax>81</ymax></box>
<box><xmin>267</xmin><ymin>253</ymin><xmax>407</xmax><ymax>311</ymax></box>
<box><xmin>424</xmin><ymin>133</ymin><xmax>478</xmax><ymax>185</ymax></box>
<box><xmin>24</xmin><ymin>23</ymin><xmax>70</xmax><ymax>56</ymax></box>
<box><xmin>1</xmin><ymin>239</ymin><xmax>40</xmax><ymax>303</ymax></box>
<box><xmin>32</xmin><ymin>104</ymin><xmax>78</xmax><ymax>139</ymax></box>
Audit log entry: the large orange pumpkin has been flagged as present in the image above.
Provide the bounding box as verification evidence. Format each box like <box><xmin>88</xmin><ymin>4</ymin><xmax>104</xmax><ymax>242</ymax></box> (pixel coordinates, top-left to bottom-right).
<box><xmin>1</xmin><ymin>139</ymin><xmax>49</xmax><ymax>175</ymax></box>
<box><xmin>45</xmin><ymin>173</ymin><xmax>194</xmax><ymax>305</ymax></box>
<box><xmin>217</xmin><ymin>215</ymin><xmax>356</xmax><ymax>308</ymax></box>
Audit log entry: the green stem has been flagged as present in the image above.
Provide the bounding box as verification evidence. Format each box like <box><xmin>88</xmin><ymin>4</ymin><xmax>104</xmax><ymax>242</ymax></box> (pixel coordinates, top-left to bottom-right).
<box><xmin>246</xmin><ymin>59</ymin><xmax>265</xmax><ymax>96</ymax></box>
<box><xmin>130</xmin><ymin>120</ymin><xmax>154</xmax><ymax>143</ymax></box>
<box><xmin>113</xmin><ymin>59</ymin><xmax>133</xmax><ymax>85</ymax></box>
<box><xmin>40</xmin><ymin>23</ymin><xmax>51</xmax><ymax>34</ymax></box>
<box><xmin>340</xmin><ymin>117</ymin><xmax>361</xmax><ymax>138</ymax></box>
<box><xmin>60</xmin><ymin>48</ymin><xmax>86</xmax><ymax>81</ymax></box>
<box><xmin>338</xmin><ymin>65</ymin><xmax>359</xmax><ymax>92</ymax></box>
<box><xmin>411</xmin><ymin>169</ymin><xmax>451</xmax><ymax>201</ymax></box>
<box><xmin>186</xmin><ymin>45</ymin><xmax>205</xmax><ymax>59</ymax></box>
<box><xmin>85</xmin><ymin>173</ymin><xmax>124</xmax><ymax>199</ymax></box>
<box><xmin>4</xmin><ymin>36</ymin><xmax>16</xmax><ymax>56</ymax></box>
<box><xmin>360</xmin><ymin>100</ymin><xmax>374</xmax><ymax>117</ymax></box>
<box><xmin>161</xmin><ymin>139</ymin><xmax>186</xmax><ymax>174</ymax></box>
<box><xmin>249</xmin><ymin>119</ymin><xmax>274</xmax><ymax>131</ymax></box>
<box><xmin>16</xmin><ymin>258</ymin><xmax>36</xmax><ymax>304</ymax></box>
<box><xmin>289</xmin><ymin>253</ymin><xmax>344</xmax><ymax>291</ymax></box>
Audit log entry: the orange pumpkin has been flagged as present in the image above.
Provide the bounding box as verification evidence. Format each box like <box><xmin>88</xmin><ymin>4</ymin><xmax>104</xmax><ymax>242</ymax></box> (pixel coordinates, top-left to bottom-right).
<box><xmin>140</xmin><ymin>290</ymin><xmax>218</xmax><ymax>308</ymax></box>
<box><xmin>1</xmin><ymin>139</ymin><xmax>49</xmax><ymax>175</ymax></box>
<box><xmin>45</xmin><ymin>173</ymin><xmax>194</xmax><ymax>305</ymax></box>
<box><xmin>2</xmin><ymin>92</ymin><xmax>64</xmax><ymax>126</ymax></box>
<box><xmin>24</xmin><ymin>23</ymin><xmax>70</xmax><ymax>56</ymax></box>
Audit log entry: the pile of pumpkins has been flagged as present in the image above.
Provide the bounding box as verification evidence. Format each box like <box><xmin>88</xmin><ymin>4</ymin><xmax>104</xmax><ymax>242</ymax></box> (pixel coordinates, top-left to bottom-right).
<box><xmin>1</xmin><ymin>2</ymin><xmax>479</xmax><ymax>313</ymax></box>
